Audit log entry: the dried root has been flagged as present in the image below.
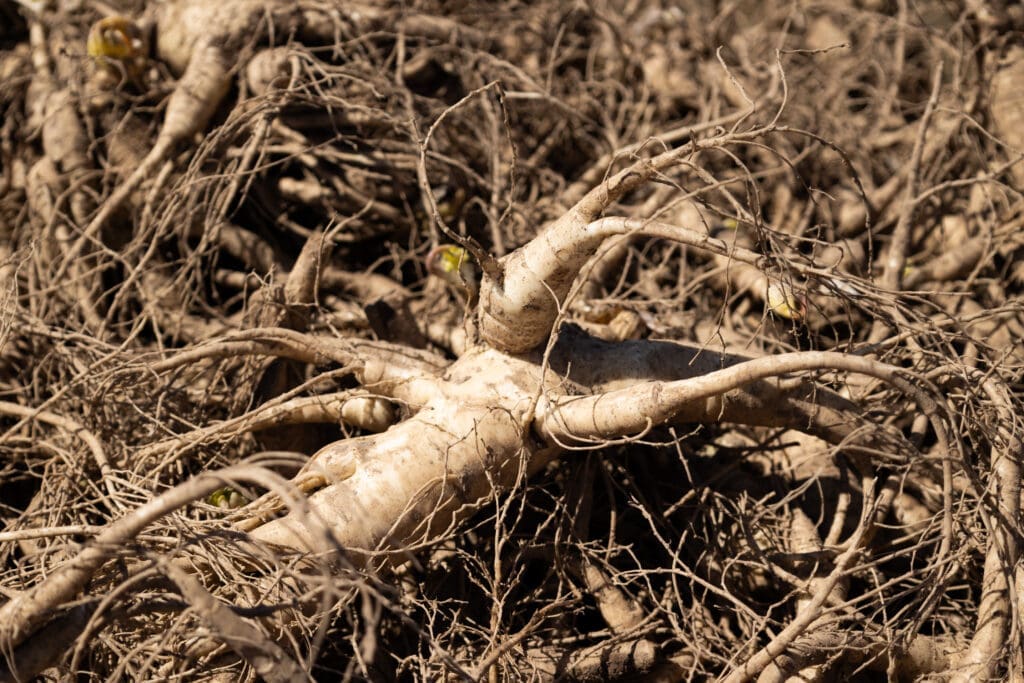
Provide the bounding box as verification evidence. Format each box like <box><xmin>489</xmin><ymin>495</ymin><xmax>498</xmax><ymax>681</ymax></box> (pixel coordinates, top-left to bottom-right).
<box><xmin>1</xmin><ymin>1</ymin><xmax>1022</xmax><ymax>681</ymax></box>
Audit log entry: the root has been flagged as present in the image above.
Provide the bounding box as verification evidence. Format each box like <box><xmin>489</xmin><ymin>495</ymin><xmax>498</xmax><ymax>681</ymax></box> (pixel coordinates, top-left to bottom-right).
<box><xmin>1</xmin><ymin>0</ymin><xmax>1022</xmax><ymax>679</ymax></box>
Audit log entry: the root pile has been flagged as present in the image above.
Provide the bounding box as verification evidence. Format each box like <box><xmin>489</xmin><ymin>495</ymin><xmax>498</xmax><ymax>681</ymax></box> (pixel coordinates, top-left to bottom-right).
<box><xmin>1</xmin><ymin>0</ymin><xmax>1022</xmax><ymax>680</ymax></box>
